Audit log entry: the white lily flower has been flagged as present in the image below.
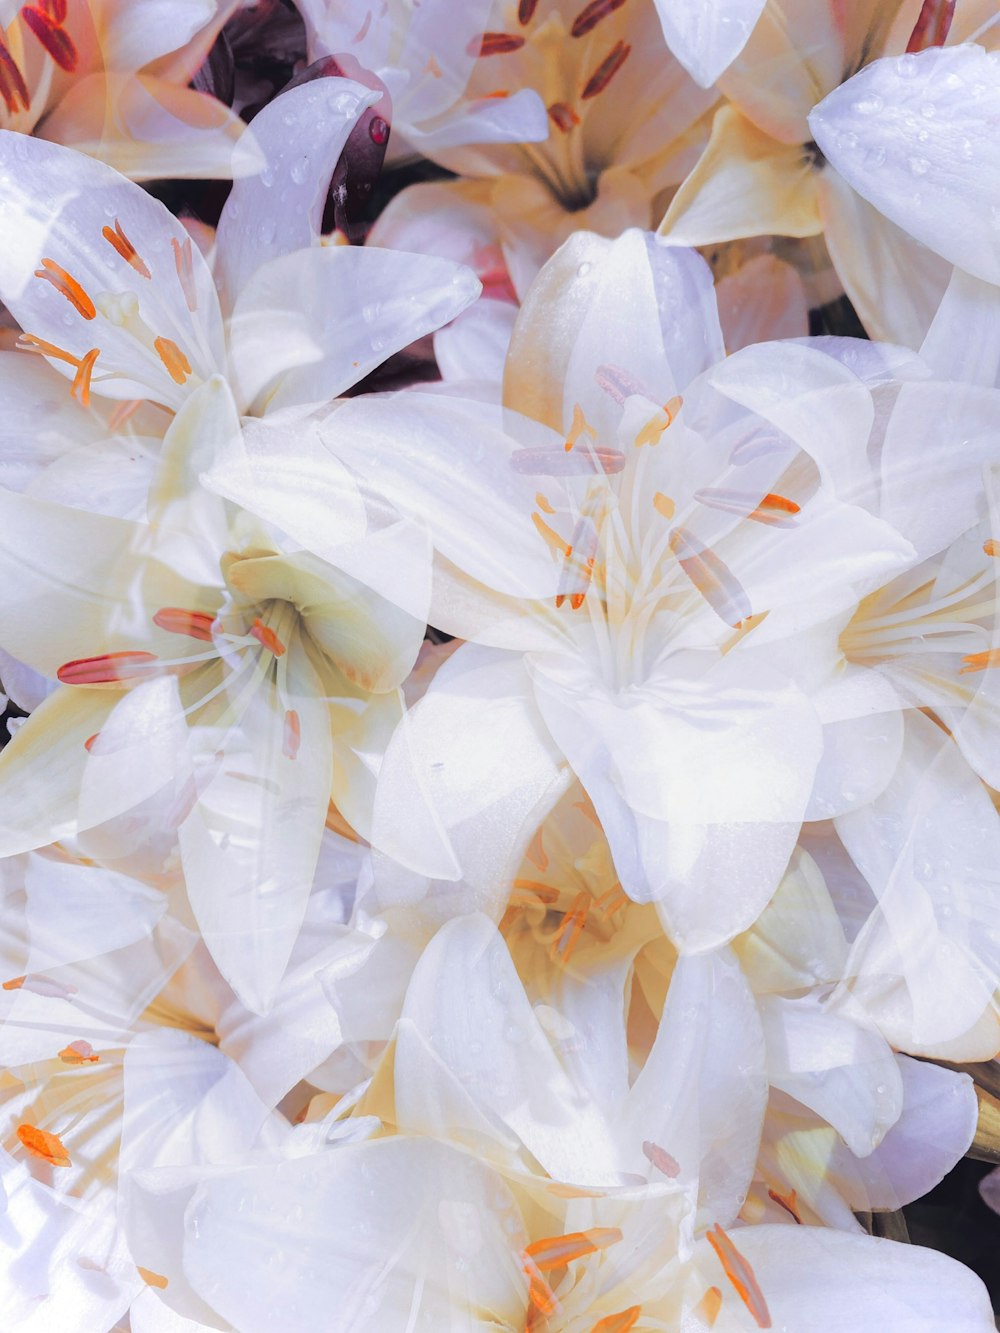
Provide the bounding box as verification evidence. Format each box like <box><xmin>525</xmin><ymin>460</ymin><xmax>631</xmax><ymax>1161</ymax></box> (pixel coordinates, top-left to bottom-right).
<box><xmin>0</xmin><ymin>0</ymin><xmax>251</xmax><ymax>180</ymax></box>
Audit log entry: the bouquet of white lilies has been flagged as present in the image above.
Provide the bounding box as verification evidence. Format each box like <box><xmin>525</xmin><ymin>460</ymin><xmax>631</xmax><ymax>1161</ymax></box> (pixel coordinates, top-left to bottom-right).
<box><xmin>0</xmin><ymin>0</ymin><xmax>999</xmax><ymax>1328</ymax></box>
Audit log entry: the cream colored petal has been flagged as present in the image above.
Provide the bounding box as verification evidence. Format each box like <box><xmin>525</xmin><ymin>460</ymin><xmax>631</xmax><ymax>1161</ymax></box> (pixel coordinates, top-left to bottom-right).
<box><xmin>659</xmin><ymin>105</ymin><xmax>822</xmax><ymax>246</ymax></box>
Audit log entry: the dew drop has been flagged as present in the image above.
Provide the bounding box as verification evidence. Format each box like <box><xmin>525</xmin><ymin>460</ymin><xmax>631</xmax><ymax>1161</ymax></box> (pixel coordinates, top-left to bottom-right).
<box><xmin>577</xmin><ymin>261</ymin><xmax>592</xmax><ymax>276</ymax></box>
<box><xmin>851</xmin><ymin>94</ymin><xmax>883</xmax><ymax>115</ymax></box>
<box><xmin>290</xmin><ymin>155</ymin><xmax>309</xmax><ymax>185</ymax></box>
<box><xmin>909</xmin><ymin>156</ymin><xmax>929</xmax><ymax>176</ymax></box>
<box><xmin>897</xmin><ymin>53</ymin><xmax>918</xmax><ymax>78</ymax></box>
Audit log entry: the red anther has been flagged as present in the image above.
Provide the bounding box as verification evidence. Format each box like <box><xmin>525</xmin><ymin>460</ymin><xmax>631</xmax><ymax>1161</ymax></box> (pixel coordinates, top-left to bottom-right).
<box><xmin>581</xmin><ymin>40</ymin><xmax>630</xmax><ymax>98</ymax></box>
<box><xmin>42</xmin><ymin>0</ymin><xmax>67</xmax><ymax>19</ymax></box>
<box><xmin>20</xmin><ymin>5</ymin><xmax>79</xmax><ymax>71</ymax></box>
<box><xmin>171</xmin><ymin>236</ymin><xmax>198</xmax><ymax>313</ymax></box>
<box><xmin>83</xmin><ymin>733</ymin><xmax>100</xmax><ymax>752</ymax></box>
<box><xmin>472</xmin><ymin>31</ymin><xmax>526</xmax><ymax>55</ymax></box>
<box><xmin>642</xmin><ymin>1140</ymin><xmax>680</xmax><ymax>1177</ymax></box>
<box><xmin>250</xmin><ymin>619</ymin><xmax>286</xmax><ymax>657</ymax></box>
<box><xmin>548</xmin><ymin>101</ymin><xmax>580</xmax><ymax>132</ymax></box>
<box><xmin>518</xmin><ymin>0</ymin><xmax>538</xmax><ymax>23</ymax></box>
<box><xmin>767</xmin><ymin>1186</ymin><xmax>803</xmax><ymax>1223</ymax></box>
<box><xmin>368</xmin><ymin>115</ymin><xmax>389</xmax><ymax>144</ymax></box>
<box><xmin>153</xmin><ymin>608</ymin><xmax>216</xmax><ymax>642</ymax></box>
<box><xmin>0</xmin><ymin>38</ymin><xmax>30</xmax><ymax>113</ymax></box>
<box><xmin>571</xmin><ymin>0</ymin><xmax>627</xmax><ymax>38</ymax></box>
<box><xmin>57</xmin><ymin>650</ymin><xmax>160</xmax><ymax>685</ymax></box>
<box><xmin>906</xmin><ymin>0</ymin><xmax>955</xmax><ymax>51</ymax></box>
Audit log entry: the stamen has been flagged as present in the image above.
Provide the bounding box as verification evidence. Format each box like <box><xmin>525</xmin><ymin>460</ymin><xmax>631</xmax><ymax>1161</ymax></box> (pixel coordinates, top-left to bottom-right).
<box><xmin>549</xmin><ymin>891</ymin><xmax>589</xmax><ymax>964</ymax></box>
<box><xmin>511</xmin><ymin>447</ymin><xmax>626</xmax><ymax>475</ymax></box>
<box><xmin>250</xmin><ymin>619</ymin><xmax>287</xmax><ymax>657</ymax></box>
<box><xmin>3</xmin><ymin>973</ymin><xmax>77</xmax><ymax>998</ymax></box>
<box><xmin>693</xmin><ymin>1286</ymin><xmax>723</xmax><ymax>1327</ymax></box>
<box><xmin>43</xmin><ymin>0</ymin><xmax>68</xmax><ymax>20</ymax></box>
<box><xmin>58</xmin><ymin>1040</ymin><xmax>99</xmax><ymax>1065</ymax></box>
<box><xmin>669</xmin><ymin>527</ymin><xmax>752</xmax><ymax>627</ymax></box>
<box><xmin>906</xmin><ymin>0</ymin><xmax>955</xmax><ymax>51</ymax></box>
<box><xmin>107</xmin><ymin>399</ymin><xmax>144</xmax><ymax>431</ymax></box>
<box><xmin>532</xmin><ymin>510</ymin><xmax>572</xmax><ymax>558</ymax></box>
<box><xmin>593</xmin><ymin>884</ymin><xmax>627</xmax><ymax>916</ymax></box>
<box><xmin>511</xmin><ymin>878</ymin><xmax>559</xmax><ymax>906</ymax></box>
<box><xmin>137</xmin><ymin>1268</ymin><xmax>169</xmax><ymax>1289</ymax></box>
<box><xmin>581</xmin><ymin>40</ymin><xmax>631</xmax><ymax>98</ymax></box>
<box><xmin>694</xmin><ymin>488</ymin><xmax>800</xmax><ymax>528</ymax></box>
<box><xmin>20</xmin><ymin>4</ymin><xmax>78</xmax><ymax>70</ymax></box>
<box><xmin>706</xmin><ymin>1223</ymin><xmax>772</xmax><ymax>1329</ymax></box>
<box><xmin>518</xmin><ymin>0</ymin><xmax>539</xmax><ymax>23</ymax></box>
<box><xmin>102</xmin><ymin>219</ymin><xmax>151</xmax><ymax>279</ymax></box>
<box><xmin>526</xmin><ymin>826</ymin><xmax>549</xmax><ymax>871</ymax></box>
<box><xmin>564</xmin><ymin>402</ymin><xmax>597</xmax><ymax>453</ymax></box>
<box><xmin>767</xmin><ymin>1186</ymin><xmax>802</xmax><ymax>1223</ymax></box>
<box><xmin>84</xmin><ymin>734</ymin><xmax>100</xmax><ymax>752</ymax></box>
<box><xmin>153</xmin><ymin>608</ymin><xmax>216</xmax><ymax>643</ymax></box>
<box><xmin>535</xmin><ymin>492</ymin><xmax>556</xmax><ymax>514</ymax></box>
<box><xmin>548</xmin><ymin>101</ymin><xmax>581</xmax><ymax>132</ymax></box>
<box><xmin>17</xmin><ymin>1123</ymin><xmax>71</xmax><ymax>1167</ymax></box>
<box><xmin>571</xmin><ymin>0</ymin><xmax>628</xmax><ymax>39</ymax></box>
<box><xmin>17</xmin><ymin>332</ymin><xmax>83</xmax><ymax>366</ymax></box>
<box><xmin>57</xmin><ymin>650</ymin><xmax>160</xmax><ymax>685</ymax></box>
<box><xmin>171</xmin><ymin>236</ymin><xmax>198</xmax><ymax>312</ymax></box>
<box><xmin>34</xmin><ymin>258</ymin><xmax>96</xmax><ymax>319</ymax></box>
<box><xmin>283</xmin><ymin>709</ymin><xmax>301</xmax><ymax>760</ymax></box>
<box><xmin>960</xmin><ymin>649</ymin><xmax>1000</xmax><ymax>674</ymax></box>
<box><xmin>71</xmin><ymin>348</ymin><xmax>100</xmax><ymax>408</ymax></box>
<box><xmin>0</xmin><ymin>38</ymin><xmax>30</xmax><ymax>113</ymax></box>
<box><xmin>154</xmin><ymin>336</ymin><xmax>192</xmax><ymax>385</ymax></box>
<box><xmin>642</xmin><ymin>1139</ymin><xmax>680</xmax><ymax>1177</ymax></box>
<box><xmin>653</xmin><ymin>492</ymin><xmax>675</xmax><ymax>519</ymax></box>
<box><xmin>596</xmin><ymin>363</ymin><xmax>649</xmax><ymax>404</ymax></box>
<box><xmin>471</xmin><ymin>31</ymin><xmax>526</xmax><ymax>55</ymax></box>
<box><xmin>984</xmin><ymin>539</ymin><xmax>1000</xmax><ymax>557</ymax></box>
<box><xmin>525</xmin><ymin>1227</ymin><xmax>622</xmax><ymax>1270</ymax></box>
<box><xmin>635</xmin><ymin>395</ymin><xmax>682</xmax><ymax>447</ymax></box>
<box><xmin>590</xmin><ymin>1309</ymin><xmax>641</xmax><ymax>1333</ymax></box>
<box><xmin>573</xmin><ymin>797</ymin><xmax>602</xmax><ymax>827</ymax></box>
<box><xmin>527</xmin><ymin>1272</ymin><xmax>557</xmax><ymax>1315</ymax></box>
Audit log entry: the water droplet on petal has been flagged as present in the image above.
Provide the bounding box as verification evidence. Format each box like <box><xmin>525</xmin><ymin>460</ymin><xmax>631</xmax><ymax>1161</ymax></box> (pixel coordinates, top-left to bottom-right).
<box><xmin>290</xmin><ymin>155</ymin><xmax>309</xmax><ymax>184</ymax></box>
<box><xmin>909</xmin><ymin>156</ymin><xmax>929</xmax><ymax>176</ymax></box>
<box><xmin>852</xmin><ymin>94</ymin><xmax>883</xmax><ymax>115</ymax></box>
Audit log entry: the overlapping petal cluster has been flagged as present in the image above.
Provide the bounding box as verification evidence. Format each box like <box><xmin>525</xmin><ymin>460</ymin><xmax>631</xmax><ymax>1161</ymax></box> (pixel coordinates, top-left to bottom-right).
<box><xmin>0</xmin><ymin>1</ymin><xmax>998</xmax><ymax>1330</ymax></box>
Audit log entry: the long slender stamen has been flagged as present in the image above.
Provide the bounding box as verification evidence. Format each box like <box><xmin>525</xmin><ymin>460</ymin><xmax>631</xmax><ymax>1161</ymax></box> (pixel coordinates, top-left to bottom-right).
<box><xmin>581</xmin><ymin>40</ymin><xmax>631</xmax><ymax>98</ymax></box>
<box><xmin>34</xmin><ymin>258</ymin><xmax>96</xmax><ymax>319</ymax></box>
<box><xmin>706</xmin><ymin>1224</ymin><xmax>772</xmax><ymax>1329</ymax></box>
<box><xmin>102</xmin><ymin>219</ymin><xmax>152</xmax><ymax>279</ymax></box>
<box><xmin>20</xmin><ymin>3</ymin><xmax>78</xmax><ymax>70</ymax></box>
<box><xmin>524</xmin><ymin>1227</ymin><xmax>622</xmax><ymax>1270</ymax></box>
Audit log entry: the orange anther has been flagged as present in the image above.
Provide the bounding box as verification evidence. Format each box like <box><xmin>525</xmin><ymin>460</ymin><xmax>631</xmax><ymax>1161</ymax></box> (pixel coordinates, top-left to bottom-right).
<box><xmin>0</xmin><ymin>38</ymin><xmax>30</xmax><ymax>113</ymax></box>
<box><xmin>571</xmin><ymin>0</ymin><xmax>627</xmax><ymax>37</ymax></box>
<box><xmin>532</xmin><ymin>510</ymin><xmax>572</xmax><ymax>558</ymax></box>
<box><xmin>693</xmin><ymin>1286</ymin><xmax>723</xmax><ymax>1327</ymax></box>
<box><xmin>960</xmin><ymin>649</ymin><xmax>1000</xmax><ymax>674</ymax></box>
<box><xmin>154</xmin><ymin>336</ymin><xmax>192</xmax><ymax>385</ymax></box>
<box><xmin>283</xmin><ymin>709</ymin><xmax>301</xmax><ymax>760</ymax></box>
<box><xmin>472</xmin><ymin>31</ymin><xmax>526</xmax><ymax>55</ymax></box>
<box><xmin>581</xmin><ymin>40</ymin><xmax>631</xmax><ymax>98</ymax></box>
<box><xmin>102</xmin><ymin>219</ymin><xmax>151</xmax><ymax>279</ymax></box>
<box><xmin>57</xmin><ymin>650</ymin><xmax>159</xmax><ymax>685</ymax></box>
<box><xmin>527</xmin><ymin>1271</ymin><xmax>557</xmax><ymax>1315</ymax></box>
<box><xmin>535</xmin><ymin>492</ymin><xmax>556</xmax><ymax>515</ymax></box>
<box><xmin>591</xmin><ymin>1307</ymin><xmax>641</xmax><ymax>1333</ymax></box>
<box><xmin>2</xmin><ymin>976</ymin><xmax>24</xmax><ymax>990</ymax></box>
<box><xmin>767</xmin><ymin>1186</ymin><xmax>802</xmax><ymax>1223</ymax></box>
<box><xmin>564</xmin><ymin>402</ymin><xmax>597</xmax><ymax>452</ymax></box>
<box><xmin>17</xmin><ymin>1123</ymin><xmax>71</xmax><ymax>1167</ymax></box>
<box><xmin>171</xmin><ymin>236</ymin><xmax>198</xmax><ymax>313</ymax></box>
<box><xmin>548</xmin><ymin>101</ymin><xmax>581</xmax><ymax>133</ymax></box>
<box><xmin>137</xmin><ymin>1267</ymin><xmax>169</xmax><ymax>1289</ymax></box>
<box><xmin>33</xmin><ymin>259</ymin><xmax>95</xmax><ymax>319</ymax></box>
<box><xmin>153</xmin><ymin>607</ymin><xmax>216</xmax><ymax>642</ymax></box>
<box><xmin>17</xmin><ymin>332</ymin><xmax>82</xmax><ymax>366</ymax></box>
<box><xmin>525</xmin><ymin>1226</ymin><xmax>622</xmax><ymax>1271</ymax></box>
<box><xmin>20</xmin><ymin>4</ymin><xmax>78</xmax><ymax>70</ymax></box>
<box><xmin>706</xmin><ymin>1223</ymin><xmax>772</xmax><ymax>1329</ymax></box>
<box><xmin>669</xmin><ymin>527</ymin><xmax>752</xmax><ymax>628</ymax></box>
<box><xmin>250</xmin><ymin>619</ymin><xmax>286</xmax><ymax>657</ymax></box>
<box><xmin>58</xmin><ymin>1039</ymin><xmax>99</xmax><ymax>1065</ymax></box>
<box><xmin>71</xmin><ymin>347</ymin><xmax>100</xmax><ymax>408</ymax></box>
<box><xmin>653</xmin><ymin>492</ymin><xmax>675</xmax><ymax>518</ymax></box>
<box><xmin>549</xmin><ymin>892</ymin><xmax>590</xmax><ymax>965</ymax></box>
<box><xmin>642</xmin><ymin>1140</ymin><xmax>680</xmax><ymax>1177</ymax></box>
<box><xmin>511</xmin><ymin>878</ymin><xmax>559</xmax><ymax>906</ymax></box>
<box><xmin>984</xmin><ymin>539</ymin><xmax>1000</xmax><ymax>557</ymax></box>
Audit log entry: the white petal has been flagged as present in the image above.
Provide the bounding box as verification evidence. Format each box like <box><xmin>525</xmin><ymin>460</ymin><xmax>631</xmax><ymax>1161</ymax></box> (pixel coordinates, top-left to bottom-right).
<box><xmin>227</xmin><ymin>244</ymin><xmax>480</xmax><ymax>414</ymax></box>
<box><xmin>214</xmin><ymin>77</ymin><xmax>382</xmax><ymax>310</ymax></box>
<box><xmin>921</xmin><ymin>265</ymin><xmax>1000</xmax><ymax>388</ymax></box>
<box><xmin>715</xmin><ymin>253</ymin><xmax>809</xmax><ymax>352</ymax></box>
<box><xmin>653</xmin><ymin>0</ymin><xmax>767</xmax><ymax>87</ymax></box>
<box><xmin>809</xmin><ymin>44</ymin><xmax>1000</xmax><ymax>284</ymax></box>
